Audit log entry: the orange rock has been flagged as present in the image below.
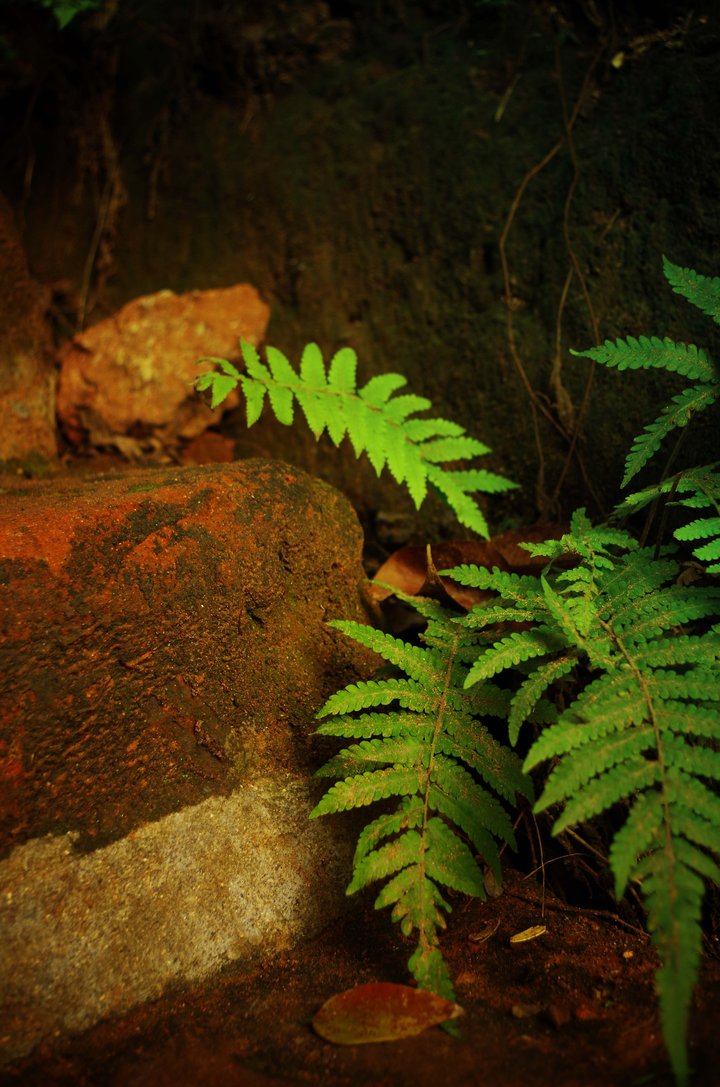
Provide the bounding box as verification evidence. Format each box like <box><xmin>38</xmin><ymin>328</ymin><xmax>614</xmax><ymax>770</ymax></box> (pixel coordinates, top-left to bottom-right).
<box><xmin>57</xmin><ymin>285</ymin><xmax>269</xmax><ymax>455</ymax></box>
<box><xmin>0</xmin><ymin>459</ymin><xmax>375</xmax><ymax>855</ymax></box>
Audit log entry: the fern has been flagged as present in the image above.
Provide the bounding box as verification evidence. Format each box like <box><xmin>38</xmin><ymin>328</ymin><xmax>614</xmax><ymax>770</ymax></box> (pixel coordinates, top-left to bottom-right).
<box><xmin>446</xmin><ymin>509</ymin><xmax>720</xmax><ymax>1085</ymax></box>
<box><xmin>310</xmin><ymin>595</ymin><xmax>533</xmax><ymax>1002</ymax></box>
<box><xmin>196</xmin><ymin>340</ymin><xmax>516</xmax><ymax>537</ymax></box>
<box><xmin>663</xmin><ymin>257</ymin><xmax>720</xmax><ymax>324</ymax></box>
<box><xmin>618</xmin><ymin>464</ymin><xmax>720</xmax><ymax>576</ymax></box>
<box><xmin>570</xmin><ymin>257</ymin><xmax>719</xmax><ymax>489</ymax></box>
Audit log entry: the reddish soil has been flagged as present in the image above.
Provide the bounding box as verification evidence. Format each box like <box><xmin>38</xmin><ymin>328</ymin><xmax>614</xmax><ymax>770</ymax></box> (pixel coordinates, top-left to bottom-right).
<box><xmin>4</xmin><ymin>867</ymin><xmax>719</xmax><ymax>1087</ymax></box>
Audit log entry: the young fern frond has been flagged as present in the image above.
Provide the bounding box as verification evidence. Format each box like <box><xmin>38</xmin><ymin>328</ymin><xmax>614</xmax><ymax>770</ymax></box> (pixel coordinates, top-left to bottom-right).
<box><xmin>310</xmin><ymin>600</ymin><xmax>533</xmax><ymax>1002</ymax></box>
<box><xmin>570</xmin><ymin>258</ymin><xmax>719</xmax><ymax>488</ymax></box>
<box><xmin>447</xmin><ymin>512</ymin><xmax>720</xmax><ymax>1086</ymax></box>
<box><xmin>196</xmin><ymin>340</ymin><xmax>516</xmax><ymax>537</ymax></box>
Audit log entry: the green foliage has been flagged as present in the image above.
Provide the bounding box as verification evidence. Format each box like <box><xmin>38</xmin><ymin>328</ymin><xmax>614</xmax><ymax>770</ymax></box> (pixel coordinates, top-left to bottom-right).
<box><xmin>195</xmin><ymin>258</ymin><xmax>718</xmax><ymax>1083</ymax></box>
<box><xmin>38</xmin><ymin>0</ymin><xmax>103</xmax><ymax>28</ymax></box>
<box><xmin>570</xmin><ymin>257</ymin><xmax>719</xmax><ymax>490</ymax></box>
<box><xmin>618</xmin><ymin>464</ymin><xmax>720</xmax><ymax>576</ymax></box>
<box><xmin>310</xmin><ymin>596</ymin><xmax>533</xmax><ymax>1002</ymax></box>
<box><xmin>445</xmin><ymin>508</ymin><xmax>720</xmax><ymax>1086</ymax></box>
<box><xmin>196</xmin><ymin>340</ymin><xmax>515</xmax><ymax>537</ymax></box>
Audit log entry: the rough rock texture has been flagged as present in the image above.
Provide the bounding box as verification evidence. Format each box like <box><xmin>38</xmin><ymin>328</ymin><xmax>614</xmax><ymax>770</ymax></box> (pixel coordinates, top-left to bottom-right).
<box><xmin>0</xmin><ymin>193</ymin><xmax>56</xmax><ymax>462</ymax></box>
<box><xmin>0</xmin><ymin>458</ymin><xmax>376</xmax><ymax>855</ymax></box>
<box><xmin>0</xmin><ymin>779</ymin><xmax>353</xmax><ymax>1066</ymax></box>
<box><xmin>0</xmin><ymin>458</ymin><xmax>377</xmax><ymax>1063</ymax></box>
<box><xmin>56</xmin><ymin>285</ymin><xmax>269</xmax><ymax>456</ymax></box>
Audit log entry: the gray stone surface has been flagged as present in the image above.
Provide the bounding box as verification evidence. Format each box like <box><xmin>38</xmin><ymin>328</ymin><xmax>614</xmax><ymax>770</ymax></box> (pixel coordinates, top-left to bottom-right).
<box><xmin>0</xmin><ymin>777</ymin><xmax>352</xmax><ymax>1065</ymax></box>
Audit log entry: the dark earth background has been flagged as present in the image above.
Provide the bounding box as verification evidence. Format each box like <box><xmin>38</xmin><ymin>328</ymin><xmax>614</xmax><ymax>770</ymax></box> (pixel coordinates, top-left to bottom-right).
<box><xmin>2</xmin><ymin>0</ymin><xmax>719</xmax><ymax>529</ymax></box>
<box><xmin>1</xmin><ymin>1</ymin><xmax>719</xmax><ymax>1084</ymax></box>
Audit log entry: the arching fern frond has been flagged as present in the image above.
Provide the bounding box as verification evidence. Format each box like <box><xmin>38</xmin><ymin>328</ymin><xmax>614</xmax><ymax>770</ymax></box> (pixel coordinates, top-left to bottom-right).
<box><xmin>310</xmin><ymin>598</ymin><xmax>533</xmax><ymax>1002</ymax></box>
<box><xmin>623</xmin><ymin>385</ymin><xmax>717</xmax><ymax>488</ymax></box>
<box><xmin>196</xmin><ymin>340</ymin><xmax>516</xmax><ymax>537</ymax></box>
<box><xmin>570</xmin><ymin>258</ymin><xmax>719</xmax><ymax>488</ymax></box>
<box><xmin>446</xmin><ymin>512</ymin><xmax>720</xmax><ymax>1086</ymax></box>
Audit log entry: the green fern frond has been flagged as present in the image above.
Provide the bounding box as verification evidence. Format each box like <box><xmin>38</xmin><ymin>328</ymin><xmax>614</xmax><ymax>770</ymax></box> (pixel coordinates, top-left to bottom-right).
<box><xmin>618</xmin><ymin>464</ymin><xmax>720</xmax><ymax>520</ymax></box>
<box><xmin>572</xmin><ymin>259</ymin><xmax>719</xmax><ymax>491</ymax></box>
<box><xmin>613</xmin><ymin>586</ymin><xmax>720</xmax><ymax>642</ymax></box>
<box><xmin>674</xmin><ymin>516</ymin><xmax>720</xmax><ymax>574</ymax></box>
<box><xmin>424</xmin><ymin>816</ymin><xmax>489</xmax><ymax>895</ymax></box>
<box><xmin>622</xmin><ymin>384</ymin><xmax>718</xmax><ymax>487</ymax></box>
<box><xmin>663</xmin><ymin>255</ymin><xmax>720</xmax><ymax>325</ymax></box>
<box><xmin>313</xmin><ymin>736</ymin><xmax>429</xmax><ymax>779</ymax></box>
<box><xmin>597</xmin><ymin>551</ymin><xmax>680</xmax><ymax>615</ymax></box>
<box><xmin>522</xmin><ymin>508</ymin><xmax>637</xmax><ymax>563</ymax></box>
<box><xmin>486</xmin><ymin>516</ymin><xmax>720</xmax><ymax>1087</ymax></box>
<box><xmin>380</xmin><ymin>867</ymin><xmax>455</xmax><ymax>999</ymax></box>
<box><xmin>525</xmin><ymin>687</ymin><xmax>648</xmax><ymax>764</ymax></box>
<box><xmin>408</xmin><ymin>944</ymin><xmax>455</xmax><ymax>1003</ymax></box>
<box><xmin>656</xmin><ymin>700</ymin><xmax>720</xmax><ymax>739</ymax></box>
<box><xmin>311</xmin><ymin>597</ymin><xmax>532</xmax><ymax>1003</ymax></box>
<box><xmin>196</xmin><ymin>340</ymin><xmax>516</xmax><ymax>536</ymax></box>
<box><xmin>608</xmin><ymin>790</ymin><xmax>664</xmax><ymax>898</ymax></box>
<box><xmin>325</xmin><ymin>619</ymin><xmax>442</xmax><ymax>687</ymax></box>
<box><xmin>570</xmin><ymin>335</ymin><xmax>715</xmax><ymax>381</ymax></box>
<box><xmin>536</xmin><ymin>730</ymin><xmax>654</xmax><ymax>813</ymax></box>
<box><xmin>647</xmin><ymin>666</ymin><xmax>720</xmax><ymax>703</ymax></box>
<box><xmin>550</xmin><ymin>760</ymin><xmax>661</xmax><ymax>834</ymax></box>
<box><xmin>446</xmin><ymin>509</ymin><xmax>719</xmax><ymax>1084</ymax></box>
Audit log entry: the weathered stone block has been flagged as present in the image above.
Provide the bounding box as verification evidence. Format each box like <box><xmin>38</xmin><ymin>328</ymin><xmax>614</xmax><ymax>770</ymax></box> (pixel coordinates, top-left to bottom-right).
<box><xmin>0</xmin><ymin>458</ymin><xmax>374</xmax><ymax>852</ymax></box>
<box><xmin>0</xmin><ymin>460</ymin><xmax>377</xmax><ymax>1062</ymax></box>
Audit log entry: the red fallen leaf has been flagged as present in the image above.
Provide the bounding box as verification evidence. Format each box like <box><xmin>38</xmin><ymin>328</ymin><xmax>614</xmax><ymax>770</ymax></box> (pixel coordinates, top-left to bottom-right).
<box><xmin>370</xmin><ymin>525</ymin><xmax>567</xmax><ymax>611</ymax></box>
<box><xmin>312</xmin><ymin>982</ymin><xmax>463</xmax><ymax>1045</ymax></box>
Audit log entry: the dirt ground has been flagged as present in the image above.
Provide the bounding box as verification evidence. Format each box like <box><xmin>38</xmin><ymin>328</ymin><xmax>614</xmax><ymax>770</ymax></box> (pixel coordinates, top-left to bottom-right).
<box><xmin>3</xmin><ymin>865</ymin><xmax>719</xmax><ymax>1087</ymax></box>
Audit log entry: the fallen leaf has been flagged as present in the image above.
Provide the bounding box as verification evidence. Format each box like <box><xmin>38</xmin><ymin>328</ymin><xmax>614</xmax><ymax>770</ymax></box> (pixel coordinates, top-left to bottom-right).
<box><xmin>370</xmin><ymin>525</ymin><xmax>568</xmax><ymax>611</ymax></box>
<box><xmin>312</xmin><ymin>982</ymin><xmax>463</xmax><ymax>1045</ymax></box>
<box><xmin>509</xmin><ymin>924</ymin><xmax>547</xmax><ymax>944</ymax></box>
<box><xmin>468</xmin><ymin>918</ymin><xmax>500</xmax><ymax>943</ymax></box>
<box><xmin>511</xmin><ymin>1002</ymin><xmax>543</xmax><ymax>1019</ymax></box>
